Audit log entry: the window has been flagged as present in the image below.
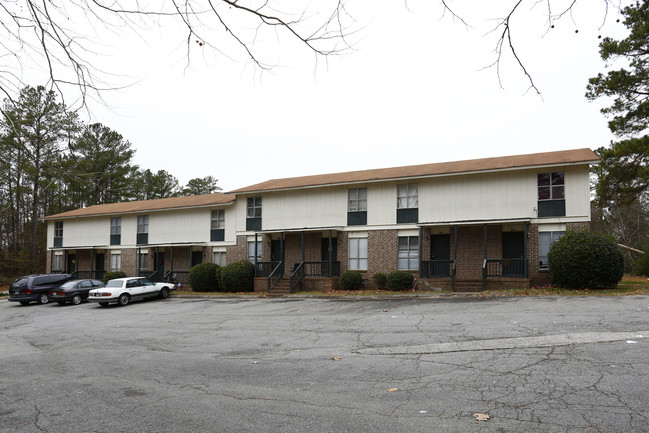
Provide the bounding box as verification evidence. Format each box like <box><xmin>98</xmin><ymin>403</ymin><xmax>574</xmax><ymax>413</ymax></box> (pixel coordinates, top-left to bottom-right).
<box><xmin>538</xmin><ymin>231</ymin><xmax>565</xmax><ymax>269</ymax></box>
<box><xmin>397</xmin><ymin>236</ymin><xmax>419</xmax><ymax>270</ymax></box>
<box><xmin>213</xmin><ymin>251</ymin><xmax>226</xmax><ymax>267</ymax></box>
<box><xmin>246</xmin><ymin>197</ymin><xmax>262</xmax><ymax>231</ymax></box>
<box><xmin>110</xmin><ymin>252</ymin><xmax>121</xmax><ymax>271</ymax></box>
<box><xmin>211</xmin><ymin>210</ymin><xmax>225</xmax><ymax>241</ymax></box>
<box><xmin>54</xmin><ymin>222</ymin><xmax>63</xmax><ymax>247</ymax></box>
<box><xmin>348</xmin><ymin>189</ymin><xmax>367</xmax><ymax>226</ymax></box>
<box><xmin>537</xmin><ymin>172</ymin><xmax>565</xmax><ymax>217</ymax></box>
<box><xmin>53</xmin><ymin>252</ymin><xmax>63</xmax><ymax>271</ymax></box>
<box><xmin>397</xmin><ymin>184</ymin><xmax>418</xmax><ymax>223</ymax></box>
<box><xmin>348</xmin><ymin>237</ymin><xmax>368</xmax><ymax>270</ymax></box>
<box><xmin>138</xmin><ymin>252</ymin><xmax>148</xmax><ymax>271</ymax></box>
<box><xmin>137</xmin><ymin>215</ymin><xmax>149</xmax><ymax>244</ymax></box>
<box><xmin>110</xmin><ymin>217</ymin><xmax>121</xmax><ymax>245</ymax></box>
<box><xmin>247</xmin><ymin>241</ymin><xmax>262</xmax><ymax>262</ymax></box>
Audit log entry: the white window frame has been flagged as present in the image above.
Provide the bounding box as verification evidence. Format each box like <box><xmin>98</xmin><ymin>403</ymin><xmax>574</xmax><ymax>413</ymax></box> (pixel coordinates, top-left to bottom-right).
<box><xmin>247</xmin><ymin>241</ymin><xmax>262</xmax><ymax>262</ymax></box>
<box><xmin>538</xmin><ymin>172</ymin><xmax>565</xmax><ymax>201</ymax></box>
<box><xmin>397</xmin><ymin>236</ymin><xmax>419</xmax><ymax>270</ymax></box>
<box><xmin>538</xmin><ymin>231</ymin><xmax>565</xmax><ymax>269</ymax></box>
<box><xmin>137</xmin><ymin>215</ymin><xmax>149</xmax><ymax>234</ymax></box>
<box><xmin>397</xmin><ymin>184</ymin><xmax>418</xmax><ymax>209</ymax></box>
<box><xmin>348</xmin><ymin>237</ymin><xmax>368</xmax><ymax>270</ymax></box>
<box><xmin>54</xmin><ymin>221</ymin><xmax>63</xmax><ymax>237</ymax></box>
<box><xmin>110</xmin><ymin>217</ymin><xmax>121</xmax><ymax>235</ymax></box>
<box><xmin>53</xmin><ymin>252</ymin><xmax>63</xmax><ymax>271</ymax></box>
<box><xmin>247</xmin><ymin>197</ymin><xmax>262</xmax><ymax>218</ymax></box>
<box><xmin>348</xmin><ymin>188</ymin><xmax>367</xmax><ymax>212</ymax></box>
<box><xmin>110</xmin><ymin>252</ymin><xmax>121</xmax><ymax>272</ymax></box>
<box><xmin>212</xmin><ymin>251</ymin><xmax>227</xmax><ymax>267</ymax></box>
<box><xmin>211</xmin><ymin>209</ymin><xmax>225</xmax><ymax>230</ymax></box>
<box><xmin>138</xmin><ymin>252</ymin><xmax>148</xmax><ymax>271</ymax></box>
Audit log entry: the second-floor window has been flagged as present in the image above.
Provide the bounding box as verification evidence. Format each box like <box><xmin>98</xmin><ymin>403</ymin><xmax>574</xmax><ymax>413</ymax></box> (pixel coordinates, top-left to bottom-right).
<box><xmin>211</xmin><ymin>210</ymin><xmax>225</xmax><ymax>241</ymax></box>
<box><xmin>246</xmin><ymin>197</ymin><xmax>262</xmax><ymax>231</ymax></box>
<box><xmin>110</xmin><ymin>217</ymin><xmax>121</xmax><ymax>245</ymax></box>
<box><xmin>538</xmin><ymin>172</ymin><xmax>565</xmax><ymax>217</ymax></box>
<box><xmin>137</xmin><ymin>215</ymin><xmax>149</xmax><ymax>244</ymax></box>
<box><xmin>397</xmin><ymin>184</ymin><xmax>418</xmax><ymax>223</ymax></box>
<box><xmin>348</xmin><ymin>188</ymin><xmax>367</xmax><ymax>226</ymax></box>
<box><xmin>54</xmin><ymin>222</ymin><xmax>63</xmax><ymax>247</ymax></box>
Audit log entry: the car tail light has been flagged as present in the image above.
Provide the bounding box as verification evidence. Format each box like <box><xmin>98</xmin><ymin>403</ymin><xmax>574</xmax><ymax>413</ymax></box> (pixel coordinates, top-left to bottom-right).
<box><xmin>26</xmin><ymin>289</ymin><xmax>31</xmax><ymax>294</ymax></box>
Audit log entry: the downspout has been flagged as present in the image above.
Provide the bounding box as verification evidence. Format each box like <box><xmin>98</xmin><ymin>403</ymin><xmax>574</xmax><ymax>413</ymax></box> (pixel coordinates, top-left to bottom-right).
<box><xmin>452</xmin><ymin>226</ymin><xmax>458</xmax><ymax>292</ymax></box>
<box><xmin>418</xmin><ymin>226</ymin><xmax>423</xmax><ymax>278</ymax></box>
<box><xmin>524</xmin><ymin>222</ymin><xmax>528</xmax><ymax>278</ymax></box>
<box><xmin>482</xmin><ymin>224</ymin><xmax>487</xmax><ymax>291</ymax></box>
<box><xmin>254</xmin><ymin>233</ymin><xmax>258</xmax><ymax>277</ymax></box>
<box><xmin>328</xmin><ymin>230</ymin><xmax>333</xmax><ymax>278</ymax></box>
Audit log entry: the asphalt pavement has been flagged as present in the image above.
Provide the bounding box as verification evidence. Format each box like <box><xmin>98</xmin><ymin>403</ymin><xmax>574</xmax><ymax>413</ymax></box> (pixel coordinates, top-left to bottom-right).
<box><xmin>1</xmin><ymin>295</ymin><xmax>648</xmax><ymax>432</ymax></box>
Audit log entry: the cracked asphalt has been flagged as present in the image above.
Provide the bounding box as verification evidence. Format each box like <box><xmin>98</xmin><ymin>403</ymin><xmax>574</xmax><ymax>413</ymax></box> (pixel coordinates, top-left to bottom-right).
<box><xmin>1</xmin><ymin>295</ymin><xmax>648</xmax><ymax>433</ymax></box>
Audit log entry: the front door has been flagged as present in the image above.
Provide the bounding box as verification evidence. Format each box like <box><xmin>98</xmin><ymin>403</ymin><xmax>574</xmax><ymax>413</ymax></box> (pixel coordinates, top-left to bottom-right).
<box><xmin>271</xmin><ymin>240</ymin><xmax>282</xmax><ymax>263</ymax></box>
<box><xmin>67</xmin><ymin>254</ymin><xmax>77</xmax><ymax>274</ymax></box>
<box><xmin>154</xmin><ymin>252</ymin><xmax>165</xmax><ymax>282</ymax></box>
<box><xmin>502</xmin><ymin>231</ymin><xmax>524</xmax><ymax>275</ymax></box>
<box><xmin>95</xmin><ymin>253</ymin><xmax>105</xmax><ymax>281</ymax></box>
<box><xmin>430</xmin><ymin>234</ymin><xmax>450</xmax><ymax>276</ymax></box>
<box><xmin>321</xmin><ymin>237</ymin><xmax>338</xmax><ymax>276</ymax></box>
<box><xmin>191</xmin><ymin>251</ymin><xmax>203</xmax><ymax>267</ymax></box>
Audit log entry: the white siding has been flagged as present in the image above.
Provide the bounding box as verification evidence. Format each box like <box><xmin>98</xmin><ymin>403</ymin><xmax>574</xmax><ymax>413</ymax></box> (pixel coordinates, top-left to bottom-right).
<box><xmin>258</xmin><ymin>188</ymin><xmax>348</xmax><ymax>231</ymax></box>
<box><xmin>367</xmin><ymin>183</ymin><xmax>396</xmax><ymax>225</ymax></box>
<box><xmin>149</xmin><ymin>208</ymin><xmax>210</xmax><ymax>244</ymax></box>
<box><xmin>60</xmin><ymin>218</ymin><xmax>109</xmax><ymax>247</ymax></box>
<box><xmin>564</xmin><ymin>165</ymin><xmax>591</xmax><ymax>218</ymax></box>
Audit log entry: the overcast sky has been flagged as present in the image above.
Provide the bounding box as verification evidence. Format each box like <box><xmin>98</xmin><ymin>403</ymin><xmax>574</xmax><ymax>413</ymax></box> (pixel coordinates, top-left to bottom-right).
<box><xmin>80</xmin><ymin>1</ymin><xmax>629</xmax><ymax>192</ymax></box>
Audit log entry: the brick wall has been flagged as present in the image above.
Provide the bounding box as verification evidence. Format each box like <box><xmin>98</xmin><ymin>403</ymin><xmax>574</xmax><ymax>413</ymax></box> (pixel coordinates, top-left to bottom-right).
<box><xmin>227</xmin><ymin>235</ymin><xmax>249</xmax><ymax>264</ymax></box>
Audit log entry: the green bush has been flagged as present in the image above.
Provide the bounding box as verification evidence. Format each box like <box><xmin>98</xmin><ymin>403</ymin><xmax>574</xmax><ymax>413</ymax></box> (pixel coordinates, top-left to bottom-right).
<box><xmin>548</xmin><ymin>231</ymin><xmax>624</xmax><ymax>289</ymax></box>
<box><xmin>372</xmin><ymin>272</ymin><xmax>388</xmax><ymax>289</ymax></box>
<box><xmin>189</xmin><ymin>262</ymin><xmax>220</xmax><ymax>292</ymax></box>
<box><xmin>387</xmin><ymin>271</ymin><xmax>414</xmax><ymax>291</ymax></box>
<box><xmin>103</xmin><ymin>271</ymin><xmax>126</xmax><ymax>284</ymax></box>
<box><xmin>340</xmin><ymin>271</ymin><xmax>363</xmax><ymax>290</ymax></box>
<box><xmin>632</xmin><ymin>249</ymin><xmax>649</xmax><ymax>276</ymax></box>
<box><xmin>219</xmin><ymin>260</ymin><xmax>255</xmax><ymax>292</ymax></box>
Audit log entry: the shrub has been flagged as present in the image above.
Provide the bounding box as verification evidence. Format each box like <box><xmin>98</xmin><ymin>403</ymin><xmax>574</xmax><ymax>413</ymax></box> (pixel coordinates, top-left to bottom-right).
<box><xmin>340</xmin><ymin>271</ymin><xmax>363</xmax><ymax>290</ymax></box>
<box><xmin>372</xmin><ymin>272</ymin><xmax>388</xmax><ymax>289</ymax></box>
<box><xmin>219</xmin><ymin>260</ymin><xmax>255</xmax><ymax>292</ymax></box>
<box><xmin>188</xmin><ymin>262</ymin><xmax>220</xmax><ymax>292</ymax></box>
<box><xmin>387</xmin><ymin>271</ymin><xmax>414</xmax><ymax>291</ymax></box>
<box><xmin>103</xmin><ymin>271</ymin><xmax>126</xmax><ymax>283</ymax></box>
<box><xmin>548</xmin><ymin>231</ymin><xmax>624</xmax><ymax>289</ymax></box>
<box><xmin>632</xmin><ymin>249</ymin><xmax>649</xmax><ymax>276</ymax></box>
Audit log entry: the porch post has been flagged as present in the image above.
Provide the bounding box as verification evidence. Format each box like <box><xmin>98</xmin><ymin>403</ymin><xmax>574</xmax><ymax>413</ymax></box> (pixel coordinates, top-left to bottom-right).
<box><xmin>50</xmin><ymin>249</ymin><xmax>54</xmax><ymax>273</ymax></box>
<box><xmin>418</xmin><ymin>226</ymin><xmax>423</xmax><ymax>278</ymax></box>
<box><xmin>138</xmin><ymin>247</ymin><xmax>141</xmax><ymax>277</ymax></box>
<box><xmin>189</xmin><ymin>245</ymin><xmax>193</xmax><ymax>268</ymax></box>
<box><xmin>524</xmin><ymin>221</ymin><xmax>528</xmax><ymax>278</ymax></box>
<box><xmin>452</xmin><ymin>226</ymin><xmax>458</xmax><ymax>292</ymax></box>
<box><xmin>301</xmin><ymin>231</ymin><xmax>305</xmax><ymax>262</ymax></box>
<box><xmin>482</xmin><ymin>224</ymin><xmax>487</xmax><ymax>291</ymax></box>
<box><xmin>254</xmin><ymin>233</ymin><xmax>258</xmax><ymax>277</ymax></box>
<box><xmin>328</xmin><ymin>230</ymin><xmax>333</xmax><ymax>278</ymax></box>
<box><xmin>91</xmin><ymin>249</ymin><xmax>94</xmax><ymax>279</ymax></box>
<box><xmin>280</xmin><ymin>232</ymin><xmax>285</xmax><ymax>276</ymax></box>
<box><xmin>170</xmin><ymin>246</ymin><xmax>174</xmax><ymax>273</ymax></box>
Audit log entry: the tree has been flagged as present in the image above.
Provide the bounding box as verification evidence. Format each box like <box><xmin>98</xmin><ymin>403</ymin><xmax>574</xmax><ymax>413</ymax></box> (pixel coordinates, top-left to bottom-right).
<box><xmin>68</xmin><ymin>123</ymin><xmax>137</xmax><ymax>206</ymax></box>
<box><xmin>131</xmin><ymin>169</ymin><xmax>180</xmax><ymax>201</ymax></box>
<box><xmin>181</xmin><ymin>176</ymin><xmax>222</xmax><ymax>196</ymax></box>
<box><xmin>0</xmin><ymin>1</ymin><xmax>353</xmax><ymax>109</ymax></box>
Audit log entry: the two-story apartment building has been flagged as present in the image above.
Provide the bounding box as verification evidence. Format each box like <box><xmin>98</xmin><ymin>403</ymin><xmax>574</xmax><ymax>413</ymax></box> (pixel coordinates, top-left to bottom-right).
<box><xmin>43</xmin><ymin>148</ymin><xmax>598</xmax><ymax>292</ymax></box>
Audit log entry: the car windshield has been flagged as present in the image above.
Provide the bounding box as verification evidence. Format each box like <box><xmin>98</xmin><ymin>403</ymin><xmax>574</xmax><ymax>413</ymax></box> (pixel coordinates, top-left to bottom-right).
<box><xmin>106</xmin><ymin>280</ymin><xmax>124</xmax><ymax>288</ymax></box>
<box><xmin>141</xmin><ymin>279</ymin><xmax>154</xmax><ymax>286</ymax></box>
<box><xmin>60</xmin><ymin>281</ymin><xmax>78</xmax><ymax>289</ymax></box>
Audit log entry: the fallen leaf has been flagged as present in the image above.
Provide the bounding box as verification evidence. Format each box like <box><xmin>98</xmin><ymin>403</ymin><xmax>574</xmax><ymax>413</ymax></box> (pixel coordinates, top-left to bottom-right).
<box><xmin>387</xmin><ymin>388</ymin><xmax>399</xmax><ymax>392</ymax></box>
<box><xmin>474</xmin><ymin>413</ymin><xmax>491</xmax><ymax>421</ymax></box>
<box><xmin>251</xmin><ymin>361</ymin><xmax>258</xmax><ymax>364</ymax></box>
<box><xmin>333</xmin><ymin>356</ymin><xmax>342</xmax><ymax>361</ymax></box>
<box><xmin>383</xmin><ymin>310</ymin><xmax>388</xmax><ymax>312</ymax></box>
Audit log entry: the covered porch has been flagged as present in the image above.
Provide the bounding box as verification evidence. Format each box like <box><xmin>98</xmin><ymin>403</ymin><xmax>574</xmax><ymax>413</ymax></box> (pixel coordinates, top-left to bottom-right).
<box><xmin>252</xmin><ymin>228</ymin><xmax>342</xmax><ymax>294</ymax></box>
<box><xmin>419</xmin><ymin>220</ymin><xmax>531</xmax><ymax>291</ymax></box>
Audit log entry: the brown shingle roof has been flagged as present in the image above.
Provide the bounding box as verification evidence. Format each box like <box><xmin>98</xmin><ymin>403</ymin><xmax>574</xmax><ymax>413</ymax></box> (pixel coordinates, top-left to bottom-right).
<box><xmin>43</xmin><ymin>193</ymin><xmax>235</xmax><ymax>220</ymax></box>
<box><xmin>229</xmin><ymin>148</ymin><xmax>599</xmax><ymax>194</ymax></box>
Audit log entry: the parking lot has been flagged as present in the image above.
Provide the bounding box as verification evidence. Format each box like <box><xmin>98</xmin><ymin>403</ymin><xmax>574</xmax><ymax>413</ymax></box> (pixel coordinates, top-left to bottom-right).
<box><xmin>2</xmin><ymin>295</ymin><xmax>648</xmax><ymax>432</ymax></box>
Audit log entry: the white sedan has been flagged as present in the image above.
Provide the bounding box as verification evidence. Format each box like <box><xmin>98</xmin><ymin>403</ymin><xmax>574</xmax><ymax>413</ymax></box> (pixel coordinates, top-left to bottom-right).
<box><xmin>88</xmin><ymin>277</ymin><xmax>174</xmax><ymax>307</ymax></box>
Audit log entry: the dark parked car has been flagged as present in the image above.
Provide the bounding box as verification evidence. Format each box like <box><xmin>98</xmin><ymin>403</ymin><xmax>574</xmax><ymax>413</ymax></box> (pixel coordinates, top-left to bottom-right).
<box><xmin>8</xmin><ymin>274</ymin><xmax>74</xmax><ymax>305</ymax></box>
<box><xmin>48</xmin><ymin>279</ymin><xmax>105</xmax><ymax>305</ymax></box>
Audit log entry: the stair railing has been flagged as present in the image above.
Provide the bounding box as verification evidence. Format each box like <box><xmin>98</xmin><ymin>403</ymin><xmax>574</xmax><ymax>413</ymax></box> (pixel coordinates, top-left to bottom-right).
<box><xmin>289</xmin><ymin>262</ymin><xmax>305</xmax><ymax>293</ymax></box>
<box><xmin>267</xmin><ymin>261</ymin><xmax>284</xmax><ymax>293</ymax></box>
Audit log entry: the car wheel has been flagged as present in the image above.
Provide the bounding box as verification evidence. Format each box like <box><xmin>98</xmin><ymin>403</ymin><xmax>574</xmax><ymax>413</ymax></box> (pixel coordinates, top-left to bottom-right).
<box><xmin>118</xmin><ymin>293</ymin><xmax>130</xmax><ymax>306</ymax></box>
<box><xmin>38</xmin><ymin>293</ymin><xmax>49</xmax><ymax>305</ymax></box>
<box><xmin>71</xmin><ymin>294</ymin><xmax>82</xmax><ymax>305</ymax></box>
<box><xmin>98</xmin><ymin>302</ymin><xmax>109</xmax><ymax>307</ymax></box>
<box><xmin>19</xmin><ymin>301</ymin><xmax>30</xmax><ymax>306</ymax></box>
<box><xmin>56</xmin><ymin>301</ymin><xmax>66</xmax><ymax>306</ymax></box>
<box><xmin>159</xmin><ymin>288</ymin><xmax>169</xmax><ymax>299</ymax></box>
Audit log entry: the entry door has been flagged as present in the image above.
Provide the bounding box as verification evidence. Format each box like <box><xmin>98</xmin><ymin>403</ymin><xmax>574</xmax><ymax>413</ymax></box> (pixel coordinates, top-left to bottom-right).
<box><xmin>271</xmin><ymin>240</ymin><xmax>282</xmax><ymax>262</ymax></box>
<box><xmin>502</xmin><ymin>232</ymin><xmax>524</xmax><ymax>275</ymax></box>
<box><xmin>95</xmin><ymin>253</ymin><xmax>105</xmax><ymax>281</ymax></box>
<box><xmin>191</xmin><ymin>251</ymin><xmax>203</xmax><ymax>267</ymax></box>
<box><xmin>430</xmin><ymin>234</ymin><xmax>450</xmax><ymax>276</ymax></box>
<box><xmin>67</xmin><ymin>254</ymin><xmax>77</xmax><ymax>274</ymax></box>
<box><xmin>321</xmin><ymin>238</ymin><xmax>338</xmax><ymax>261</ymax></box>
<box><xmin>155</xmin><ymin>252</ymin><xmax>165</xmax><ymax>282</ymax></box>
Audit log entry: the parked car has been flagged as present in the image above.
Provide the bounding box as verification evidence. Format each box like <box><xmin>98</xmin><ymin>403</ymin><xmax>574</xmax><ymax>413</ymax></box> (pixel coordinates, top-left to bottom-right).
<box><xmin>8</xmin><ymin>274</ymin><xmax>74</xmax><ymax>305</ymax></box>
<box><xmin>48</xmin><ymin>279</ymin><xmax>105</xmax><ymax>305</ymax></box>
<box><xmin>87</xmin><ymin>277</ymin><xmax>174</xmax><ymax>307</ymax></box>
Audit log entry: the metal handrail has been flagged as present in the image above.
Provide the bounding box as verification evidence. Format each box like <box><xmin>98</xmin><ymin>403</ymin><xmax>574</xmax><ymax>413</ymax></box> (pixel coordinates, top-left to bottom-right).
<box><xmin>484</xmin><ymin>258</ymin><xmax>527</xmax><ymax>278</ymax></box>
<box><xmin>267</xmin><ymin>261</ymin><xmax>284</xmax><ymax>292</ymax></box>
<box><xmin>289</xmin><ymin>262</ymin><xmax>305</xmax><ymax>293</ymax></box>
